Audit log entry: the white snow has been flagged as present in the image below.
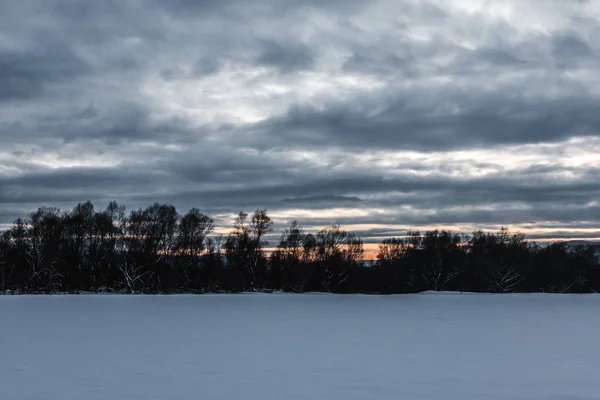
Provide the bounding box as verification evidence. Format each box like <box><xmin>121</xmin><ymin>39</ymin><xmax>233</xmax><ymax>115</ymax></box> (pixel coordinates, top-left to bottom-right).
<box><xmin>1</xmin><ymin>293</ymin><xmax>600</xmax><ymax>400</ymax></box>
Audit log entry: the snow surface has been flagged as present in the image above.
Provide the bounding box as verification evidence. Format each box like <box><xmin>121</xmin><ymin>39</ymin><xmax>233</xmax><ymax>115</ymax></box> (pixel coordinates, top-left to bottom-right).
<box><xmin>2</xmin><ymin>293</ymin><xmax>600</xmax><ymax>400</ymax></box>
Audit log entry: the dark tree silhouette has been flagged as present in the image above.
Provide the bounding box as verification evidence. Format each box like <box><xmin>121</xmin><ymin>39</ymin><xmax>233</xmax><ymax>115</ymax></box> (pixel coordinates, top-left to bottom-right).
<box><xmin>0</xmin><ymin>201</ymin><xmax>598</xmax><ymax>294</ymax></box>
<box><xmin>375</xmin><ymin>238</ymin><xmax>411</xmax><ymax>293</ymax></box>
<box><xmin>174</xmin><ymin>208</ymin><xmax>214</xmax><ymax>290</ymax></box>
<box><xmin>224</xmin><ymin>210</ymin><xmax>273</xmax><ymax>291</ymax></box>
<box><xmin>312</xmin><ymin>225</ymin><xmax>364</xmax><ymax>293</ymax></box>
<box><xmin>271</xmin><ymin>221</ymin><xmax>312</xmax><ymax>292</ymax></box>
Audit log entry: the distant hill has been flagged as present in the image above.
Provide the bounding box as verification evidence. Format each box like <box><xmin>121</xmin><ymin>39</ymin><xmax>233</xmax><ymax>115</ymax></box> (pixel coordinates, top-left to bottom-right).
<box><xmin>557</xmin><ymin>240</ymin><xmax>600</xmax><ymax>248</ymax></box>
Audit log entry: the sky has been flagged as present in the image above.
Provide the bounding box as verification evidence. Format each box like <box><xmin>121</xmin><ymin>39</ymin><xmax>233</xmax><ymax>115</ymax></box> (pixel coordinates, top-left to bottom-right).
<box><xmin>1</xmin><ymin>0</ymin><xmax>600</xmax><ymax>256</ymax></box>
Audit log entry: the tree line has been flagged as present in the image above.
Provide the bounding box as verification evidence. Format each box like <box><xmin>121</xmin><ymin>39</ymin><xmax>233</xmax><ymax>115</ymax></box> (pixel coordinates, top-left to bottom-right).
<box><xmin>0</xmin><ymin>201</ymin><xmax>598</xmax><ymax>294</ymax></box>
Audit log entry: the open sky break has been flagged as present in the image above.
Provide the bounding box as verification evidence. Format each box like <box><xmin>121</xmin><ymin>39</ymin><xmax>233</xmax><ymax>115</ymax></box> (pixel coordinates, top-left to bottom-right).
<box><xmin>1</xmin><ymin>0</ymin><xmax>600</xmax><ymax>256</ymax></box>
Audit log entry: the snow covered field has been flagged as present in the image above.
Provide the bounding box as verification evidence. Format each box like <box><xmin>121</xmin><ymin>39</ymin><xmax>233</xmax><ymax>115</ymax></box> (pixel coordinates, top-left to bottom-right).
<box><xmin>2</xmin><ymin>293</ymin><xmax>600</xmax><ymax>400</ymax></box>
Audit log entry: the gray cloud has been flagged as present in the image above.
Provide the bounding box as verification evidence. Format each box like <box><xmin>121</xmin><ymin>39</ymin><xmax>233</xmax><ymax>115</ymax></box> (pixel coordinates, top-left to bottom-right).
<box><xmin>0</xmin><ymin>43</ymin><xmax>88</xmax><ymax>102</ymax></box>
<box><xmin>282</xmin><ymin>195</ymin><xmax>363</xmax><ymax>204</ymax></box>
<box><xmin>1</xmin><ymin>0</ymin><xmax>599</xmax><ymax>243</ymax></box>
<box><xmin>250</xmin><ymin>87</ymin><xmax>600</xmax><ymax>151</ymax></box>
<box><xmin>255</xmin><ymin>40</ymin><xmax>316</xmax><ymax>73</ymax></box>
<box><xmin>552</xmin><ymin>31</ymin><xmax>592</xmax><ymax>62</ymax></box>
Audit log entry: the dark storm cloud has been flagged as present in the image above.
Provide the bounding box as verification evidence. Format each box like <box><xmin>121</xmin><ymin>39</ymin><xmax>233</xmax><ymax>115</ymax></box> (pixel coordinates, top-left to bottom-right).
<box><xmin>0</xmin><ymin>43</ymin><xmax>88</xmax><ymax>102</ymax></box>
<box><xmin>1</xmin><ymin>153</ymin><xmax>599</xmax><ymax>239</ymax></box>
<box><xmin>251</xmin><ymin>87</ymin><xmax>600</xmax><ymax>151</ymax></box>
<box><xmin>552</xmin><ymin>31</ymin><xmax>592</xmax><ymax>60</ymax></box>
<box><xmin>192</xmin><ymin>57</ymin><xmax>222</xmax><ymax>77</ymax></box>
<box><xmin>158</xmin><ymin>0</ymin><xmax>368</xmax><ymax>16</ymax></box>
<box><xmin>282</xmin><ymin>195</ymin><xmax>362</xmax><ymax>204</ymax></box>
<box><xmin>255</xmin><ymin>40</ymin><xmax>316</xmax><ymax>73</ymax></box>
<box><xmin>4</xmin><ymin>157</ymin><xmax>597</xmax><ymax>213</ymax></box>
<box><xmin>1</xmin><ymin>0</ymin><xmax>600</xmax><ymax>241</ymax></box>
<box><xmin>0</xmin><ymin>167</ymin><xmax>155</xmax><ymax>191</ymax></box>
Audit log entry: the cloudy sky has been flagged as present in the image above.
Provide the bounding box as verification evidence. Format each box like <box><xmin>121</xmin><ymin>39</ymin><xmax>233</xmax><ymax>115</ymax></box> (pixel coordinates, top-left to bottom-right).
<box><xmin>1</xmin><ymin>0</ymin><xmax>600</xmax><ymax>255</ymax></box>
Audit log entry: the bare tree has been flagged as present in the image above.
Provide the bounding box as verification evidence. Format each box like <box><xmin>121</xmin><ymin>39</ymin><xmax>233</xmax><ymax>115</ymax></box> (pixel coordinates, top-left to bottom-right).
<box><xmin>417</xmin><ymin>230</ymin><xmax>463</xmax><ymax>291</ymax></box>
<box><xmin>123</xmin><ymin>203</ymin><xmax>178</xmax><ymax>291</ymax></box>
<box><xmin>177</xmin><ymin>208</ymin><xmax>214</xmax><ymax>256</ymax></box>
<box><xmin>344</xmin><ymin>234</ymin><xmax>364</xmax><ymax>264</ymax></box>
<box><xmin>485</xmin><ymin>264</ymin><xmax>523</xmax><ymax>293</ymax></box>
<box><xmin>272</xmin><ymin>221</ymin><xmax>311</xmax><ymax>292</ymax></box>
<box><xmin>117</xmin><ymin>260</ymin><xmax>152</xmax><ymax>294</ymax></box>
<box><xmin>225</xmin><ymin>210</ymin><xmax>273</xmax><ymax>290</ymax></box>
<box><xmin>176</xmin><ymin>208</ymin><xmax>214</xmax><ymax>288</ymax></box>
<box><xmin>28</xmin><ymin>207</ymin><xmax>63</xmax><ymax>292</ymax></box>
<box><xmin>314</xmin><ymin>225</ymin><xmax>363</xmax><ymax>292</ymax></box>
<box><xmin>60</xmin><ymin>201</ymin><xmax>96</xmax><ymax>290</ymax></box>
<box><xmin>0</xmin><ymin>232</ymin><xmax>9</xmax><ymax>292</ymax></box>
<box><xmin>378</xmin><ymin>238</ymin><xmax>406</xmax><ymax>264</ymax></box>
<box><xmin>420</xmin><ymin>262</ymin><xmax>461</xmax><ymax>291</ymax></box>
<box><xmin>272</xmin><ymin>221</ymin><xmax>306</xmax><ymax>262</ymax></box>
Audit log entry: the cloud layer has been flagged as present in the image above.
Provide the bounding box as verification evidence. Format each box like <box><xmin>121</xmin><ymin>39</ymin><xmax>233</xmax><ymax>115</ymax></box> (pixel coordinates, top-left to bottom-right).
<box><xmin>1</xmin><ymin>0</ymin><xmax>600</xmax><ymax>248</ymax></box>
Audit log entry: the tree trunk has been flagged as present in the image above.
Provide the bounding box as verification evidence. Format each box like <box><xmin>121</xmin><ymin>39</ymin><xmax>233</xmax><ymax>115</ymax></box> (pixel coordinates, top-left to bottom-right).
<box><xmin>1</xmin><ymin>262</ymin><xmax>5</xmax><ymax>293</ymax></box>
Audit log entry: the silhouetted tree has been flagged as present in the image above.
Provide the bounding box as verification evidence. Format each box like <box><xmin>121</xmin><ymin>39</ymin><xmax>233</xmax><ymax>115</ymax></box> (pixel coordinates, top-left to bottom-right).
<box><xmin>0</xmin><ymin>201</ymin><xmax>598</xmax><ymax>295</ymax></box>
<box><xmin>312</xmin><ymin>225</ymin><xmax>364</xmax><ymax>292</ymax></box>
<box><xmin>27</xmin><ymin>207</ymin><xmax>63</xmax><ymax>292</ymax></box>
<box><xmin>375</xmin><ymin>238</ymin><xmax>411</xmax><ymax>293</ymax></box>
<box><xmin>468</xmin><ymin>228</ymin><xmax>529</xmax><ymax>292</ymax></box>
<box><xmin>0</xmin><ymin>231</ymin><xmax>9</xmax><ymax>292</ymax></box>
<box><xmin>224</xmin><ymin>210</ymin><xmax>273</xmax><ymax>291</ymax></box>
<box><xmin>271</xmin><ymin>221</ymin><xmax>315</xmax><ymax>292</ymax></box>
<box><xmin>175</xmin><ymin>208</ymin><xmax>214</xmax><ymax>290</ymax></box>
<box><xmin>402</xmin><ymin>230</ymin><xmax>465</xmax><ymax>292</ymax></box>
<box><xmin>120</xmin><ymin>203</ymin><xmax>178</xmax><ymax>292</ymax></box>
